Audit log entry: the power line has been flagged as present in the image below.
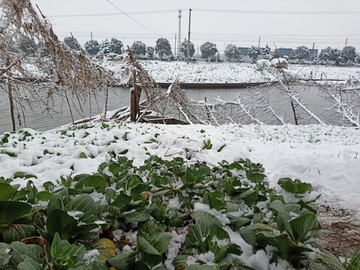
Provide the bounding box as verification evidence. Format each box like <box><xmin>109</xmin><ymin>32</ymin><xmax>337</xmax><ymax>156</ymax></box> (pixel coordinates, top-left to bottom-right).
<box><xmin>104</xmin><ymin>0</ymin><xmax>163</xmax><ymax>37</ymax></box>
<box><xmin>48</xmin><ymin>9</ymin><xmax>179</xmax><ymax>18</ymax></box>
<box><xmin>193</xmin><ymin>8</ymin><xmax>360</xmax><ymax>15</ymax></box>
<box><xmin>45</xmin><ymin>8</ymin><xmax>360</xmax><ymax>18</ymax></box>
<box><xmin>192</xmin><ymin>32</ymin><xmax>360</xmax><ymax>38</ymax></box>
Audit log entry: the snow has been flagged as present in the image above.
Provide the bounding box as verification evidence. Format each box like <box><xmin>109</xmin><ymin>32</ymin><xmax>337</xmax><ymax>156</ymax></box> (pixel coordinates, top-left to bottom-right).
<box><xmin>1</xmin><ymin>122</ymin><xmax>359</xmax><ymax>222</ymax></box>
<box><xmin>83</xmin><ymin>249</ymin><xmax>100</xmax><ymax>264</ymax></box>
<box><xmin>132</xmin><ymin>60</ymin><xmax>360</xmax><ymax>84</ymax></box>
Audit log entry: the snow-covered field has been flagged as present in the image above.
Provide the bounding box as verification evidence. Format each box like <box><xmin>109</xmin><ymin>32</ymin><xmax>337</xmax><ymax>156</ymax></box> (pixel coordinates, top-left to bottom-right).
<box><xmin>137</xmin><ymin>60</ymin><xmax>360</xmax><ymax>84</ymax></box>
<box><xmin>1</xmin><ymin>122</ymin><xmax>359</xmax><ymax>221</ymax></box>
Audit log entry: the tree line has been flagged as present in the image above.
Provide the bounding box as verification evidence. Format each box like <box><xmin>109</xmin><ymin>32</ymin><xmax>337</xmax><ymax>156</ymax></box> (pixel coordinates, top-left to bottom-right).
<box><xmin>18</xmin><ymin>34</ymin><xmax>360</xmax><ymax>65</ymax></box>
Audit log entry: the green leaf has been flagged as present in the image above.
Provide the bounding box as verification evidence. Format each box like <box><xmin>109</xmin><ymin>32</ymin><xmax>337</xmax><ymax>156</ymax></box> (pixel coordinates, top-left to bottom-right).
<box><xmin>13</xmin><ymin>171</ymin><xmax>37</xmax><ymax>179</ymax></box>
<box><xmin>0</xmin><ymin>200</ymin><xmax>32</xmax><ymax>224</ymax></box>
<box><xmin>289</xmin><ymin>210</ymin><xmax>319</xmax><ymax>243</ymax></box>
<box><xmin>204</xmin><ymin>190</ymin><xmax>227</xmax><ymax>210</ymax></box>
<box><xmin>50</xmin><ymin>233</ymin><xmax>86</xmax><ymax>270</ymax></box>
<box><xmin>10</xmin><ymin>242</ymin><xmax>44</xmax><ymax>265</ymax></box>
<box><xmin>130</xmin><ymin>183</ymin><xmax>150</xmax><ymax>200</ymax></box>
<box><xmin>229</xmin><ymin>216</ymin><xmax>251</xmax><ymax>229</ymax></box>
<box><xmin>239</xmin><ymin>189</ymin><xmax>258</xmax><ymax>205</ymax></box>
<box><xmin>46</xmin><ymin>209</ymin><xmax>78</xmax><ymax>240</ymax></box>
<box><xmin>278</xmin><ymin>178</ymin><xmax>312</xmax><ymax>194</ymax></box>
<box><xmin>309</xmin><ymin>249</ymin><xmax>345</xmax><ymax>270</ymax></box>
<box><xmin>137</xmin><ymin>236</ymin><xmax>161</xmax><ymax>255</ymax></box>
<box><xmin>0</xmin><ymin>183</ymin><xmax>18</xmax><ymax>200</ymax></box>
<box><xmin>43</xmin><ymin>181</ymin><xmax>55</xmax><ymax>191</ymax></box>
<box><xmin>0</xmin><ymin>243</ymin><xmax>10</xmax><ymax>267</ymax></box>
<box><xmin>228</xmin><ymin>162</ymin><xmax>243</xmax><ymax>171</ymax></box>
<box><xmin>67</xmin><ymin>194</ymin><xmax>97</xmax><ymax>223</ymax></box>
<box><xmin>125</xmin><ymin>211</ymin><xmax>151</xmax><ymax>223</ymax></box>
<box><xmin>184</xmin><ymin>211</ymin><xmax>220</xmax><ymax>250</ymax></box>
<box><xmin>0</xmin><ymin>183</ymin><xmax>29</xmax><ymax>201</ymax></box>
<box><xmin>83</xmin><ymin>175</ymin><xmax>108</xmax><ymax>193</ymax></box>
<box><xmin>17</xmin><ymin>257</ymin><xmax>43</xmax><ymax>270</ymax></box>
<box><xmin>214</xmin><ymin>243</ymin><xmax>242</xmax><ymax>263</ymax></box>
<box><xmin>2</xmin><ymin>224</ymin><xmax>35</xmax><ymax>243</ymax></box>
<box><xmin>47</xmin><ymin>188</ymin><xmax>68</xmax><ymax>213</ymax></box>
<box><xmin>347</xmin><ymin>253</ymin><xmax>360</xmax><ymax>270</ymax></box>
<box><xmin>152</xmin><ymin>232</ymin><xmax>171</xmax><ymax>254</ymax></box>
<box><xmin>79</xmin><ymin>152</ymin><xmax>88</xmax><ymax>159</ymax></box>
<box><xmin>112</xmin><ymin>193</ymin><xmax>132</xmax><ymax>210</ymax></box>
<box><xmin>246</xmin><ymin>172</ymin><xmax>266</xmax><ymax>183</ymax></box>
<box><xmin>107</xmin><ymin>251</ymin><xmax>137</xmax><ymax>269</ymax></box>
<box><xmin>239</xmin><ymin>223</ymin><xmax>274</xmax><ymax>247</ymax></box>
<box><xmin>36</xmin><ymin>191</ymin><xmax>53</xmax><ymax>201</ymax></box>
<box><xmin>269</xmin><ymin>200</ymin><xmax>286</xmax><ymax>216</ymax></box>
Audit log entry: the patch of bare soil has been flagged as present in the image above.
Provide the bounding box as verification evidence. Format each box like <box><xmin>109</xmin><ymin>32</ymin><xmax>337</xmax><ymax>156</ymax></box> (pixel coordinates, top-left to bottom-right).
<box><xmin>317</xmin><ymin>205</ymin><xmax>360</xmax><ymax>258</ymax></box>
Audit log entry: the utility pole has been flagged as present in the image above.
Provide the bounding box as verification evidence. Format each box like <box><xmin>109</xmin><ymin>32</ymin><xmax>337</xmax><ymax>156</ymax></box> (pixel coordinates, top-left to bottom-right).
<box><xmin>174</xmin><ymin>33</ymin><xmax>177</xmax><ymax>56</ymax></box>
<box><xmin>90</xmin><ymin>32</ymin><xmax>93</xmax><ymax>40</ymax></box>
<box><xmin>345</xmin><ymin>38</ymin><xmax>348</xmax><ymax>47</ymax></box>
<box><xmin>186</xmin><ymin>8</ymin><xmax>192</xmax><ymax>64</ymax></box>
<box><xmin>178</xmin><ymin>9</ymin><xmax>182</xmax><ymax>58</ymax></box>
<box><xmin>258</xmin><ymin>36</ymin><xmax>261</xmax><ymax>49</ymax></box>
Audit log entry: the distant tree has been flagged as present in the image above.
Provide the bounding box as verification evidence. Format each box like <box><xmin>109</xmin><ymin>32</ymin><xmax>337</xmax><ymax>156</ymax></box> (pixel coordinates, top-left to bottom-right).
<box><xmin>319</xmin><ymin>47</ymin><xmax>342</xmax><ymax>63</ymax></box>
<box><xmin>147</xmin><ymin>46</ymin><xmax>155</xmax><ymax>59</ymax></box>
<box><xmin>131</xmin><ymin>41</ymin><xmax>146</xmax><ymax>58</ymax></box>
<box><xmin>200</xmin><ymin>41</ymin><xmax>218</xmax><ymax>61</ymax></box>
<box><xmin>155</xmin><ymin>38</ymin><xmax>172</xmax><ymax>60</ymax></box>
<box><xmin>224</xmin><ymin>44</ymin><xmax>240</xmax><ymax>61</ymax></box>
<box><xmin>341</xmin><ymin>46</ymin><xmax>356</xmax><ymax>63</ymax></box>
<box><xmin>63</xmin><ymin>36</ymin><xmax>83</xmax><ymax>53</ymax></box>
<box><xmin>18</xmin><ymin>35</ymin><xmax>37</xmax><ymax>54</ymax></box>
<box><xmin>84</xmin><ymin>40</ymin><xmax>100</xmax><ymax>56</ymax></box>
<box><xmin>248</xmin><ymin>46</ymin><xmax>260</xmax><ymax>62</ymax></box>
<box><xmin>109</xmin><ymin>38</ymin><xmax>123</xmax><ymax>54</ymax></box>
<box><xmin>263</xmin><ymin>44</ymin><xmax>271</xmax><ymax>56</ymax></box>
<box><xmin>99</xmin><ymin>38</ymin><xmax>123</xmax><ymax>55</ymax></box>
<box><xmin>179</xmin><ymin>40</ymin><xmax>195</xmax><ymax>60</ymax></box>
<box><xmin>100</xmin><ymin>39</ymin><xmax>111</xmax><ymax>54</ymax></box>
<box><xmin>292</xmin><ymin>46</ymin><xmax>309</xmax><ymax>60</ymax></box>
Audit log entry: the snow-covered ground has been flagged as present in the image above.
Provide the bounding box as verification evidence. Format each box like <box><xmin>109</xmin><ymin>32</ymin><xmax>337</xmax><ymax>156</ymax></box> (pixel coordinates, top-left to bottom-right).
<box><xmin>137</xmin><ymin>60</ymin><xmax>360</xmax><ymax>84</ymax></box>
<box><xmin>1</xmin><ymin>122</ymin><xmax>359</xmax><ymax>221</ymax></box>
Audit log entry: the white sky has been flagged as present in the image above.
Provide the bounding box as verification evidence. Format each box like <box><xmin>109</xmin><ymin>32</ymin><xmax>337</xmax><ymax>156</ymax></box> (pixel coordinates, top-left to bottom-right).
<box><xmin>30</xmin><ymin>0</ymin><xmax>360</xmax><ymax>53</ymax></box>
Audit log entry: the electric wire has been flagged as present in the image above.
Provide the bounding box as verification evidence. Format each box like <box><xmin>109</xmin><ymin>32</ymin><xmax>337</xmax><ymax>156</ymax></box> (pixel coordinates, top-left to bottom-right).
<box><xmin>48</xmin><ymin>8</ymin><xmax>360</xmax><ymax>18</ymax></box>
<box><xmin>49</xmin><ymin>9</ymin><xmax>179</xmax><ymax>18</ymax></box>
<box><xmin>193</xmin><ymin>8</ymin><xmax>360</xmax><ymax>15</ymax></box>
<box><xmin>104</xmin><ymin>0</ymin><xmax>163</xmax><ymax>37</ymax></box>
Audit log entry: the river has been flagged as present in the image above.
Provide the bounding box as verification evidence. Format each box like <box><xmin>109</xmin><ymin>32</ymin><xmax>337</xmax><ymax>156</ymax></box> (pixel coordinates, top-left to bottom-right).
<box><xmin>0</xmin><ymin>82</ymin><xmax>356</xmax><ymax>134</ymax></box>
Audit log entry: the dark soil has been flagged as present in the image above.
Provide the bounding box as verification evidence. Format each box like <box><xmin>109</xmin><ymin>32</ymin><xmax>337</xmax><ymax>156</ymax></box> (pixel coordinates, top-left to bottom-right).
<box><xmin>317</xmin><ymin>204</ymin><xmax>360</xmax><ymax>258</ymax></box>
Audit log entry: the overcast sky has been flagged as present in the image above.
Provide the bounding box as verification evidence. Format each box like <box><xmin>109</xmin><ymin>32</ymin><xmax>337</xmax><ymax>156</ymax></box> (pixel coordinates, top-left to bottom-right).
<box><xmin>30</xmin><ymin>0</ymin><xmax>360</xmax><ymax>53</ymax></box>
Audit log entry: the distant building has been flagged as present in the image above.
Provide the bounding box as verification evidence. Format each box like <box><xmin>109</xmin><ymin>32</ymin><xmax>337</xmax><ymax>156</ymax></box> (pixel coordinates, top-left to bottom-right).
<box><xmin>238</xmin><ymin>47</ymin><xmax>251</xmax><ymax>56</ymax></box>
<box><xmin>275</xmin><ymin>48</ymin><xmax>293</xmax><ymax>59</ymax></box>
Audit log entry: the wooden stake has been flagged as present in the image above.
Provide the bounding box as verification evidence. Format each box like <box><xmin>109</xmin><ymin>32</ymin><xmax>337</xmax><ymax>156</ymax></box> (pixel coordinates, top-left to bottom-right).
<box><xmin>6</xmin><ymin>56</ymin><xmax>16</xmax><ymax>131</ymax></box>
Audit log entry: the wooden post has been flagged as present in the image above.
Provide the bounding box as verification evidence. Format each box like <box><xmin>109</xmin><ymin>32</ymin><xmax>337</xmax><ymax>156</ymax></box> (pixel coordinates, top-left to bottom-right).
<box><xmin>130</xmin><ymin>70</ymin><xmax>137</xmax><ymax>122</ymax></box>
<box><xmin>130</xmin><ymin>88</ymin><xmax>137</xmax><ymax>122</ymax></box>
<box><xmin>6</xmin><ymin>56</ymin><xmax>16</xmax><ymax>131</ymax></box>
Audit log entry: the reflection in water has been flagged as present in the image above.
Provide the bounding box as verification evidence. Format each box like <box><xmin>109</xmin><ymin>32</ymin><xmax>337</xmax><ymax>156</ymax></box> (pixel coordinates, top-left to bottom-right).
<box><xmin>0</xmin><ymin>83</ymin><xmax>357</xmax><ymax>134</ymax></box>
<box><xmin>0</xmin><ymin>87</ymin><xmax>130</xmax><ymax>134</ymax></box>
